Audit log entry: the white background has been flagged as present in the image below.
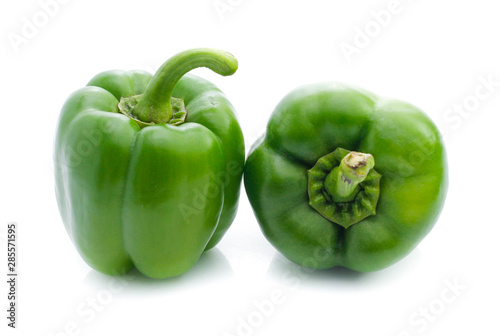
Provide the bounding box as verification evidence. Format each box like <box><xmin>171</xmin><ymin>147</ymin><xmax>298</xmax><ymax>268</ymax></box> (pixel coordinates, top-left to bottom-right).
<box><xmin>1</xmin><ymin>0</ymin><xmax>500</xmax><ymax>335</ymax></box>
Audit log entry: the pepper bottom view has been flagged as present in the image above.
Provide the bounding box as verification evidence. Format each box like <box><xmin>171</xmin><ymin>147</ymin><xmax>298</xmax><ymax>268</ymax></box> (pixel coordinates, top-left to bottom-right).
<box><xmin>244</xmin><ymin>82</ymin><xmax>447</xmax><ymax>272</ymax></box>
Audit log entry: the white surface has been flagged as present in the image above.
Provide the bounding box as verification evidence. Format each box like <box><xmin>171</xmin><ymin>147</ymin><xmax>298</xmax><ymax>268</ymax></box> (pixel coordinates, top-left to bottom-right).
<box><xmin>1</xmin><ymin>0</ymin><xmax>499</xmax><ymax>335</ymax></box>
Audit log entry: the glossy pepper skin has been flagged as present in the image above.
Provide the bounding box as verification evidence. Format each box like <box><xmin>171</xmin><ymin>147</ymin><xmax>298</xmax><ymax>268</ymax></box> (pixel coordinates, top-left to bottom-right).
<box><xmin>245</xmin><ymin>83</ymin><xmax>447</xmax><ymax>272</ymax></box>
<box><xmin>55</xmin><ymin>49</ymin><xmax>244</xmax><ymax>278</ymax></box>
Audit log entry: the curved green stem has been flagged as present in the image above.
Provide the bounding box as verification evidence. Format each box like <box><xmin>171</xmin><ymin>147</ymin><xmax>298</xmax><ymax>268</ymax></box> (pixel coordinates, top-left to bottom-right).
<box><xmin>133</xmin><ymin>48</ymin><xmax>238</xmax><ymax>124</ymax></box>
<box><xmin>324</xmin><ymin>151</ymin><xmax>375</xmax><ymax>203</ymax></box>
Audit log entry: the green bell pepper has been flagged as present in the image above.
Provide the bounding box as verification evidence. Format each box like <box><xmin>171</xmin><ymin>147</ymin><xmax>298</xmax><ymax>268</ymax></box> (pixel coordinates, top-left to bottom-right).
<box><xmin>54</xmin><ymin>49</ymin><xmax>244</xmax><ymax>279</ymax></box>
<box><xmin>244</xmin><ymin>83</ymin><xmax>447</xmax><ymax>272</ymax></box>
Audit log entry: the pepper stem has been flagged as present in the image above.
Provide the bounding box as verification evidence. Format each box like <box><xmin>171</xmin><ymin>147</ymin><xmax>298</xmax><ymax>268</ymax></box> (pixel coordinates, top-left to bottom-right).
<box><xmin>133</xmin><ymin>48</ymin><xmax>238</xmax><ymax>124</ymax></box>
<box><xmin>324</xmin><ymin>151</ymin><xmax>375</xmax><ymax>203</ymax></box>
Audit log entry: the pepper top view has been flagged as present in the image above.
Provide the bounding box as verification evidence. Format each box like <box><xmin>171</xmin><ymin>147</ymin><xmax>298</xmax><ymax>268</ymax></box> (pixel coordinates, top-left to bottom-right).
<box><xmin>244</xmin><ymin>83</ymin><xmax>448</xmax><ymax>272</ymax></box>
<box><xmin>54</xmin><ymin>49</ymin><xmax>245</xmax><ymax>279</ymax></box>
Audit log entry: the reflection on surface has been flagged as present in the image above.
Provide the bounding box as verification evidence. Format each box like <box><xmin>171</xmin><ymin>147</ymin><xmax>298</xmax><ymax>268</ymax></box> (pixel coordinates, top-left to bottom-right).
<box><xmin>83</xmin><ymin>247</ymin><xmax>233</xmax><ymax>291</ymax></box>
<box><xmin>266</xmin><ymin>248</ymin><xmax>424</xmax><ymax>287</ymax></box>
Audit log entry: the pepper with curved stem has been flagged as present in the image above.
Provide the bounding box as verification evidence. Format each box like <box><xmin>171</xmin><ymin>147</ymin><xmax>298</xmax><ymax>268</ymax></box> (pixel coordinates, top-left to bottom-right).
<box><xmin>133</xmin><ymin>49</ymin><xmax>238</xmax><ymax>124</ymax></box>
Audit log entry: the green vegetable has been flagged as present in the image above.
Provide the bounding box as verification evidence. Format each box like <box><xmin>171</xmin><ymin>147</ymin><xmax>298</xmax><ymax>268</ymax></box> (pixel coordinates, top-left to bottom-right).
<box><xmin>55</xmin><ymin>49</ymin><xmax>244</xmax><ymax>278</ymax></box>
<box><xmin>244</xmin><ymin>83</ymin><xmax>447</xmax><ymax>272</ymax></box>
